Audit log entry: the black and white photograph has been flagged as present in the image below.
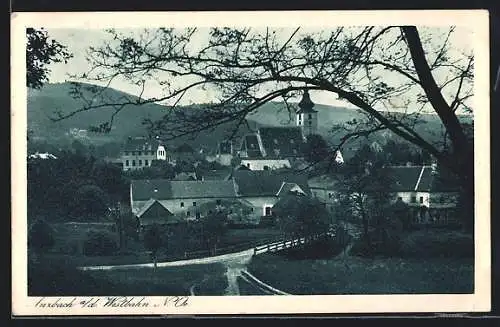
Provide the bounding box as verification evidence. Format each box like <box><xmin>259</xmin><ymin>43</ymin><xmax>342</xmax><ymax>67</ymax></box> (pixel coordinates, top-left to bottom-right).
<box><xmin>11</xmin><ymin>10</ymin><xmax>490</xmax><ymax>315</ymax></box>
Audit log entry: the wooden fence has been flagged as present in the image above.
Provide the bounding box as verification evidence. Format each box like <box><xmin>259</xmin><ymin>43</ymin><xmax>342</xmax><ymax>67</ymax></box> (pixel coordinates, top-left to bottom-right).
<box><xmin>253</xmin><ymin>233</ymin><xmax>327</xmax><ymax>256</ymax></box>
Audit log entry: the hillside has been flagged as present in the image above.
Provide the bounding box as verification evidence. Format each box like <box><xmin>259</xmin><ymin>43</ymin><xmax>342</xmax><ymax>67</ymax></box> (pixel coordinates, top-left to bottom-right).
<box><xmin>28</xmin><ymin>82</ymin><xmax>466</xmax><ymax>157</ymax></box>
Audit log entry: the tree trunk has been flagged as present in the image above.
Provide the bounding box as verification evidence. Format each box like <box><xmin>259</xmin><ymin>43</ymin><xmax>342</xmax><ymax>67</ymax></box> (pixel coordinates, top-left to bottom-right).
<box><xmin>403</xmin><ymin>26</ymin><xmax>474</xmax><ymax>232</ymax></box>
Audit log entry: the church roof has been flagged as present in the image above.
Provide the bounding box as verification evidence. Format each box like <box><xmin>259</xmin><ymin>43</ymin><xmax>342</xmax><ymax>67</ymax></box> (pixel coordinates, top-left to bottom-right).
<box><xmin>258</xmin><ymin>126</ymin><xmax>304</xmax><ymax>158</ymax></box>
<box><xmin>296</xmin><ymin>90</ymin><xmax>317</xmax><ymax>114</ymax></box>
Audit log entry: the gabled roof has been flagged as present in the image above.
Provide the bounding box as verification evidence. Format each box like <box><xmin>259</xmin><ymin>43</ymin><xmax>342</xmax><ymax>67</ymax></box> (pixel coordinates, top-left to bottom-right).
<box><xmin>258</xmin><ymin>127</ymin><xmax>304</xmax><ymax>158</ymax></box>
<box><xmin>383</xmin><ymin>166</ymin><xmax>460</xmax><ymax>192</ymax></box>
<box><xmin>232</xmin><ymin>170</ymin><xmax>311</xmax><ymax>197</ymax></box>
<box><xmin>218</xmin><ymin>140</ymin><xmax>233</xmax><ymax>155</ymax></box>
<box><xmin>131</xmin><ymin>179</ymin><xmax>237</xmax><ymax>201</ymax></box>
<box><xmin>122</xmin><ymin>137</ymin><xmax>162</xmax><ymax>152</ymax></box>
<box><xmin>241</xmin><ymin>134</ymin><xmax>263</xmax><ymax>158</ymax></box>
<box><xmin>276</xmin><ymin>182</ymin><xmax>307</xmax><ymax>197</ymax></box>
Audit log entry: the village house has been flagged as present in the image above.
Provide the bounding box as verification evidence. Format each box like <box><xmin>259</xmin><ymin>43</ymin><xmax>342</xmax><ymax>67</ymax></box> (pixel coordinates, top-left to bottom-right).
<box><xmin>130</xmin><ymin>169</ymin><xmax>312</xmax><ymax>226</ymax></box>
<box><xmin>308</xmin><ymin>165</ymin><xmax>461</xmax><ymax>226</ymax></box>
<box><xmin>383</xmin><ymin>165</ymin><xmax>461</xmax><ymax>225</ymax></box>
<box><xmin>229</xmin><ymin>169</ymin><xmax>311</xmax><ymax>221</ymax></box>
<box><xmin>130</xmin><ymin>179</ymin><xmax>238</xmax><ymax>227</ymax></box>
<box><xmin>120</xmin><ymin>137</ymin><xmax>171</xmax><ymax>171</ymax></box>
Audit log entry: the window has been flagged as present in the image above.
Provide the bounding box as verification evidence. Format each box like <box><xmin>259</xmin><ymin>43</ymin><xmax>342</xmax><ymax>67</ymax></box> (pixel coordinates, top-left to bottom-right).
<box><xmin>397</xmin><ymin>196</ymin><xmax>402</xmax><ymax>201</ymax></box>
<box><xmin>411</xmin><ymin>196</ymin><xmax>416</xmax><ymax>203</ymax></box>
<box><xmin>328</xmin><ymin>193</ymin><xmax>334</xmax><ymax>198</ymax></box>
<box><xmin>265</xmin><ymin>207</ymin><xmax>272</xmax><ymax>216</ymax></box>
<box><xmin>308</xmin><ymin>114</ymin><xmax>312</xmax><ymax>119</ymax></box>
<box><xmin>196</xmin><ymin>212</ymin><xmax>201</xmax><ymax>219</ymax></box>
<box><xmin>187</xmin><ymin>211</ymin><xmax>190</xmax><ymax>217</ymax></box>
<box><xmin>193</xmin><ymin>201</ymin><xmax>197</xmax><ymax>207</ymax></box>
<box><xmin>151</xmin><ymin>151</ymin><xmax>155</xmax><ymax>155</ymax></box>
<box><xmin>216</xmin><ymin>199</ymin><xmax>221</xmax><ymax>205</ymax></box>
<box><xmin>138</xmin><ymin>160</ymin><xmax>142</xmax><ymax>166</ymax></box>
<box><xmin>419</xmin><ymin>196</ymin><xmax>424</xmax><ymax>204</ymax></box>
<box><xmin>132</xmin><ymin>160</ymin><xmax>136</xmax><ymax>166</ymax></box>
<box><xmin>137</xmin><ymin>151</ymin><xmax>142</xmax><ymax>156</ymax></box>
<box><xmin>273</xmin><ymin>139</ymin><xmax>278</xmax><ymax>145</ymax></box>
<box><xmin>247</xmin><ymin>163</ymin><xmax>251</xmax><ymax>168</ymax></box>
<box><xmin>308</xmin><ymin>121</ymin><xmax>312</xmax><ymax>125</ymax></box>
<box><xmin>251</xmin><ymin>208</ymin><xmax>254</xmax><ymax>212</ymax></box>
<box><xmin>145</xmin><ymin>159</ymin><xmax>149</xmax><ymax>166</ymax></box>
<box><xmin>290</xmin><ymin>139</ymin><xmax>294</xmax><ymax>144</ymax></box>
<box><xmin>263</xmin><ymin>165</ymin><xmax>269</xmax><ymax>171</ymax></box>
<box><xmin>180</xmin><ymin>202</ymin><xmax>184</xmax><ymax>208</ymax></box>
<box><xmin>125</xmin><ymin>160</ymin><xmax>129</xmax><ymax>166</ymax></box>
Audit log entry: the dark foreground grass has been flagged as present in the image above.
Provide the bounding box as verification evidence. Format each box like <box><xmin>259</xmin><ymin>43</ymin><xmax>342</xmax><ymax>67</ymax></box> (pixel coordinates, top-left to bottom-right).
<box><xmin>237</xmin><ymin>276</ymin><xmax>269</xmax><ymax>295</ymax></box>
<box><xmin>247</xmin><ymin>254</ymin><xmax>474</xmax><ymax>295</ymax></box>
<box><xmin>29</xmin><ymin>257</ymin><xmax>228</xmax><ymax>296</ymax></box>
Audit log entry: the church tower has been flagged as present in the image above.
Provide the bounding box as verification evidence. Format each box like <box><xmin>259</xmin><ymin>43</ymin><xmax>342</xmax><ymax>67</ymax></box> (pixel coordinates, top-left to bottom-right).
<box><xmin>296</xmin><ymin>89</ymin><xmax>318</xmax><ymax>139</ymax></box>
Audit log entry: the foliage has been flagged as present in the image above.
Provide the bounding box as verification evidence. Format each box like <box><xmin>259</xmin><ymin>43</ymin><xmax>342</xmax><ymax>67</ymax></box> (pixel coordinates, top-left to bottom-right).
<box><xmin>301</xmin><ymin>134</ymin><xmax>331</xmax><ymax>164</ymax></box>
<box><xmin>28</xmin><ymin>151</ymin><xmax>129</xmax><ymax>221</ymax></box>
<box><xmin>273</xmin><ymin>193</ymin><xmax>331</xmax><ymax>237</ymax></box>
<box><xmin>143</xmin><ymin>224</ymin><xmax>165</xmax><ymax>268</ymax></box>
<box><xmin>68</xmin><ymin>184</ymin><xmax>110</xmax><ymax>220</ymax></box>
<box><xmin>83</xmin><ymin>230</ymin><xmax>118</xmax><ymax>256</ymax></box>
<box><xmin>28</xmin><ymin>219</ymin><xmax>55</xmax><ymax>252</ymax></box>
<box><xmin>200</xmin><ymin>211</ymin><xmax>229</xmax><ymax>253</ymax></box>
<box><xmin>26</xmin><ymin>27</ymin><xmax>73</xmax><ymax>89</ymax></box>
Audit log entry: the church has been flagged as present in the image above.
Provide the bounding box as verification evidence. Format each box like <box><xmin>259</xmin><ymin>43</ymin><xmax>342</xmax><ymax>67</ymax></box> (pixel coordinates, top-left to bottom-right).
<box><xmin>237</xmin><ymin>89</ymin><xmax>339</xmax><ymax>170</ymax></box>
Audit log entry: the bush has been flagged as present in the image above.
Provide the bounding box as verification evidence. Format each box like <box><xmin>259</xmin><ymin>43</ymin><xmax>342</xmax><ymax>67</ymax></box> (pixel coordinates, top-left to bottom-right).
<box><xmin>398</xmin><ymin>230</ymin><xmax>473</xmax><ymax>258</ymax></box>
<box><xmin>28</xmin><ymin>219</ymin><xmax>55</xmax><ymax>252</ymax></box>
<box><xmin>83</xmin><ymin>230</ymin><xmax>118</xmax><ymax>256</ymax></box>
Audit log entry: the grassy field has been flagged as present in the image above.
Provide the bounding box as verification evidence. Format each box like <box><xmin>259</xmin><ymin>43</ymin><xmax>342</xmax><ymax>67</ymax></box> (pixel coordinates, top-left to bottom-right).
<box><xmin>247</xmin><ymin>254</ymin><xmax>474</xmax><ymax>295</ymax></box>
<box><xmin>29</xmin><ymin>256</ymin><xmax>228</xmax><ymax>296</ymax></box>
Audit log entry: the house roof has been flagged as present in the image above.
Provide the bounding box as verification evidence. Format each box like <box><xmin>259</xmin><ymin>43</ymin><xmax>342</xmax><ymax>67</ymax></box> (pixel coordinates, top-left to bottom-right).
<box><xmin>242</xmin><ymin>134</ymin><xmax>263</xmax><ymax>158</ymax></box>
<box><xmin>276</xmin><ymin>182</ymin><xmax>307</xmax><ymax>197</ymax></box>
<box><xmin>232</xmin><ymin>170</ymin><xmax>311</xmax><ymax>197</ymax></box>
<box><xmin>218</xmin><ymin>141</ymin><xmax>233</xmax><ymax>155</ymax></box>
<box><xmin>201</xmin><ymin>169</ymin><xmax>232</xmax><ymax>180</ymax></box>
<box><xmin>383</xmin><ymin>166</ymin><xmax>460</xmax><ymax>192</ymax></box>
<box><xmin>258</xmin><ymin>127</ymin><xmax>304</xmax><ymax>158</ymax></box>
<box><xmin>122</xmin><ymin>137</ymin><xmax>162</xmax><ymax>152</ymax></box>
<box><xmin>131</xmin><ymin>179</ymin><xmax>237</xmax><ymax>201</ymax></box>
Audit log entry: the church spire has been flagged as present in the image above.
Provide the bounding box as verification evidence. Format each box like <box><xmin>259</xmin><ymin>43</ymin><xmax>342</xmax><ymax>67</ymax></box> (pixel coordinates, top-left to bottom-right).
<box><xmin>297</xmin><ymin>89</ymin><xmax>316</xmax><ymax>114</ymax></box>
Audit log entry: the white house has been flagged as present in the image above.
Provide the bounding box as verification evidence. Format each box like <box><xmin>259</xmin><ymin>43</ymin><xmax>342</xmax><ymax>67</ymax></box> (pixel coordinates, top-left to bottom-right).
<box><xmin>120</xmin><ymin>137</ymin><xmax>172</xmax><ymax>171</ymax></box>
<box><xmin>383</xmin><ymin>165</ymin><xmax>461</xmax><ymax>224</ymax></box>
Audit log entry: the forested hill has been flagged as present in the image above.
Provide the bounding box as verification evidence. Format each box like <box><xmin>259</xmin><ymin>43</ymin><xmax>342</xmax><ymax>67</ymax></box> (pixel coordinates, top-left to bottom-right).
<box><xmin>28</xmin><ymin>82</ymin><xmax>468</xmax><ymax>156</ymax></box>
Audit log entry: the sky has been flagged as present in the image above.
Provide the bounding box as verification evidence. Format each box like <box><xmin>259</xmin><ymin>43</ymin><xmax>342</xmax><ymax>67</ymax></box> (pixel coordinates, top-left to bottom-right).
<box><xmin>43</xmin><ymin>26</ymin><xmax>474</xmax><ymax>111</ymax></box>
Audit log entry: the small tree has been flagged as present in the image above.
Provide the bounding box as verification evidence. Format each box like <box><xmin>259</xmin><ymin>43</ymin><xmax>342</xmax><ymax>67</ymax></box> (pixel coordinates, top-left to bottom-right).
<box><xmin>201</xmin><ymin>211</ymin><xmax>228</xmax><ymax>255</ymax></box>
<box><xmin>143</xmin><ymin>224</ymin><xmax>164</xmax><ymax>270</ymax></box>
<box><xmin>273</xmin><ymin>192</ymin><xmax>330</xmax><ymax>238</ymax></box>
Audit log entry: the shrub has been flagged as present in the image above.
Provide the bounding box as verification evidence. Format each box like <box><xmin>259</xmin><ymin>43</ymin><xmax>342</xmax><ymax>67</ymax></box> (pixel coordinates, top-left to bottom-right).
<box><xmin>28</xmin><ymin>219</ymin><xmax>55</xmax><ymax>252</ymax></box>
<box><xmin>83</xmin><ymin>230</ymin><xmax>118</xmax><ymax>256</ymax></box>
